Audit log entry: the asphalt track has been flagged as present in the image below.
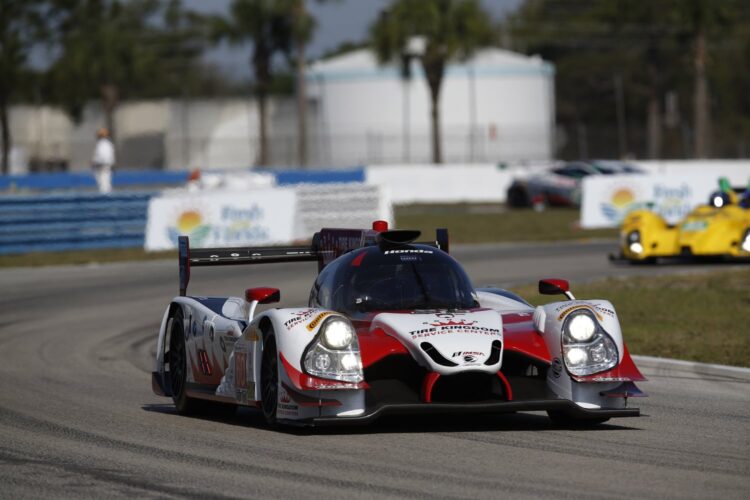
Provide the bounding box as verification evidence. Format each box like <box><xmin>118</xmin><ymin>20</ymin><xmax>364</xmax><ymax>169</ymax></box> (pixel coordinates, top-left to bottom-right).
<box><xmin>0</xmin><ymin>240</ymin><xmax>748</xmax><ymax>499</ymax></box>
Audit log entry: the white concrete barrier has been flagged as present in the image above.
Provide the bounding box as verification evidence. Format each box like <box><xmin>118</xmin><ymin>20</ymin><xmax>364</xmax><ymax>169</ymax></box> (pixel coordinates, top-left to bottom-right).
<box><xmin>632</xmin><ymin>160</ymin><xmax>750</xmax><ymax>186</ymax></box>
<box><xmin>365</xmin><ymin>163</ymin><xmax>520</xmax><ymax>204</ymax></box>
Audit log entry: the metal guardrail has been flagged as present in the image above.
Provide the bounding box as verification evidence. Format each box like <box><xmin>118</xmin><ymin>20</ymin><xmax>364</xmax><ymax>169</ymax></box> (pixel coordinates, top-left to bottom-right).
<box><xmin>0</xmin><ymin>168</ymin><xmax>365</xmax><ymax>192</ymax></box>
<box><xmin>0</xmin><ymin>192</ymin><xmax>154</xmax><ymax>255</ymax></box>
<box><xmin>0</xmin><ymin>171</ymin><xmax>190</xmax><ymax>191</ymax></box>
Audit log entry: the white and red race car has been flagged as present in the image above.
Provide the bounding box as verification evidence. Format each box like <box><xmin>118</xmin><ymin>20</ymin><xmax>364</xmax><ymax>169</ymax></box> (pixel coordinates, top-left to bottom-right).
<box><xmin>152</xmin><ymin>222</ymin><xmax>646</xmax><ymax>427</ymax></box>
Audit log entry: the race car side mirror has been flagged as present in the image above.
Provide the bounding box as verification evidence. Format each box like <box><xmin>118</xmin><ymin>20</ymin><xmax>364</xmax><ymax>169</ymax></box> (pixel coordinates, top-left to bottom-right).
<box><xmin>538</xmin><ymin>279</ymin><xmax>575</xmax><ymax>300</ymax></box>
<box><xmin>245</xmin><ymin>287</ymin><xmax>281</xmax><ymax>321</ymax></box>
<box><xmin>246</xmin><ymin>287</ymin><xmax>281</xmax><ymax>304</ymax></box>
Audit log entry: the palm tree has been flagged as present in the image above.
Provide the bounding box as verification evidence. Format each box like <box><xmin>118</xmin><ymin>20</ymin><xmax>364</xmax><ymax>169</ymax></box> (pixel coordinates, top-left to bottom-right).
<box><xmin>50</xmin><ymin>0</ymin><xmax>168</xmax><ymax>144</ymax></box>
<box><xmin>211</xmin><ymin>0</ymin><xmax>292</xmax><ymax>166</ymax></box>
<box><xmin>371</xmin><ymin>0</ymin><xmax>494</xmax><ymax>164</ymax></box>
<box><xmin>0</xmin><ymin>1</ymin><xmax>45</xmax><ymax>174</ymax></box>
<box><xmin>275</xmin><ymin>0</ymin><xmax>315</xmax><ymax>167</ymax></box>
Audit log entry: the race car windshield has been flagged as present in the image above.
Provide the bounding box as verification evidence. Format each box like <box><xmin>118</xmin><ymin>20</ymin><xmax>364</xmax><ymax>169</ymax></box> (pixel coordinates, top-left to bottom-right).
<box><xmin>330</xmin><ymin>246</ymin><xmax>477</xmax><ymax>315</ymax></box>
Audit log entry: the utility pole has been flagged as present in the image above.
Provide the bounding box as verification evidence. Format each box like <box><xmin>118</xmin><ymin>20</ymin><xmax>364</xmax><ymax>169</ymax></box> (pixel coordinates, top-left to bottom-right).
<box><xmin>614</xmin><ymin>75</ymin><xmax>628</xmax><ymax>158</ymax></box>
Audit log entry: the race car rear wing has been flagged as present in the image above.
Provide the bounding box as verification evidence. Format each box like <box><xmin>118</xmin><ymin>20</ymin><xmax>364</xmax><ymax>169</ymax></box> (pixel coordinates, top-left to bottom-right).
<box><xmin>178</xmin><ymin>222</ymin><xmax>449</xmax><ymax>296</ymax></box>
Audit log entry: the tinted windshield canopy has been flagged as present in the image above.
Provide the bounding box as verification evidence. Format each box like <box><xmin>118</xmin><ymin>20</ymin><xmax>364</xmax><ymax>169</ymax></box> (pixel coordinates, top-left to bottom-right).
<box><xmin>310</xmin><ymin>245</ymin><xmax>476</xmax><ymax>316</ymax></box>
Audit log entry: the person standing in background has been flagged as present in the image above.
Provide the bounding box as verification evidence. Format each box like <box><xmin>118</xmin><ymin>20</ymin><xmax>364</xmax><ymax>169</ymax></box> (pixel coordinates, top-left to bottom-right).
<box><xmin>91</xmin><ymin>128</ymin><xmax>115</xmax><ymax>194</ymax></box>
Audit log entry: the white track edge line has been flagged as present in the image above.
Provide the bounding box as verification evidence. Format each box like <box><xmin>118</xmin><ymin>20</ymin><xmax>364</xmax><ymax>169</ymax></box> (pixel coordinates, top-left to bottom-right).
<box><xmin>632</xmin><ymin>355</ymin><xmax>750</xmax><ymax>374</ymax></box>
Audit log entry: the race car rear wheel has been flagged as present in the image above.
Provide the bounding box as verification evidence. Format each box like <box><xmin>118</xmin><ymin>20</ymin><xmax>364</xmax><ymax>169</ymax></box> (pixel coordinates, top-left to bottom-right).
<box><xmin>260</xmin><ymin>329</ymin><xmax>279</xmax><ymax>427</ymax></box>
<box><xmin>507</xmin><ymin>184</ymin><xmax>531</xmax><ymax>207</ymax></box>
<box><xmin>168</xmin><ymin>308</ymin><xmax>204</xmax><ymax>414</ymax></box>
<box><xmin>547</xmin><ymin>410</ymin><xmax>610</xmax><ymax>428</ymax></box>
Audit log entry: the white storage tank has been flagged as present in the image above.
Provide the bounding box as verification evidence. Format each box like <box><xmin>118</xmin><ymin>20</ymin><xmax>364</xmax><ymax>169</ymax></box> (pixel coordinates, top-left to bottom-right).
<box><xmin>307</xmin><ymin>48</ymin><xmax>555</xmax><ymax>166</ymax></box>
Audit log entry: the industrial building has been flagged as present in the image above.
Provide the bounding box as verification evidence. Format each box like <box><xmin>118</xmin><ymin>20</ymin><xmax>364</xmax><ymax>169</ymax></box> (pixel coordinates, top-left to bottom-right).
<box><xmin>8</xmin><ymin>48</ymin><xmax>554</xmax><ymax>172</ymax></box>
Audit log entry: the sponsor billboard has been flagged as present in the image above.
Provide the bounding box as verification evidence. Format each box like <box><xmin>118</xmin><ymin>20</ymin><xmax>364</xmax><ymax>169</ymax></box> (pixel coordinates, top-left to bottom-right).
<box><xmin>580</xmin><ymin>173</ymin><xmax>721</xmax><ymax>229</ymax></box>
<box><xmin>145</xmin><ymin>188</ymin><xmax>297</xmax><ymax>251</ymax></box>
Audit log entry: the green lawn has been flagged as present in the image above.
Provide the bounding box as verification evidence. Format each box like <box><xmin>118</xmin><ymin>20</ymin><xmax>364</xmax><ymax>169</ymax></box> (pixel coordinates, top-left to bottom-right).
<box><xmin>395</xmin><ymin>205</ymin><xmax>617</xmax><ymax>243</ymax></box>
<box><xmin>513</xmin><ymin>269</ymin><xmax>750</xmax><ymax>367</ymax></box>
<box><xmin>0</xmin><ymin>248</ymin><xmax>175</xmax><ymax>267</ymax></box>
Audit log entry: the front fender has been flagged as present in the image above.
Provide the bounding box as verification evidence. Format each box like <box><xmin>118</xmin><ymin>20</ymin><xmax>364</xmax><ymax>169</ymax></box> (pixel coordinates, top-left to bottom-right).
<box><xmin>621</xmin><ymin>209</ymin><xmax>678</xmax><ymax>259</ymax></box>
<box><xmin>249</xmin><ymin>308</ymin><xmax>365</xmax><ymax>420</ymax></box>
<box><xmin>533</xmin><ymin>299</ymin><xmax>643</xmax><ymax>408</ymax></box>
<box><xmin>259</xmin><ymin>308</ymin><xmax>342</xmax><ymax>370</ymax></box>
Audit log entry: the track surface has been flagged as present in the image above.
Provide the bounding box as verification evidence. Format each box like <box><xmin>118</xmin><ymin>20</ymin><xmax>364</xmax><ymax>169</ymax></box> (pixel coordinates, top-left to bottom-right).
<box><xmin>1</xmin><ymin>240</ymin><xmax>748</xmax><ymax>499</ymax></box>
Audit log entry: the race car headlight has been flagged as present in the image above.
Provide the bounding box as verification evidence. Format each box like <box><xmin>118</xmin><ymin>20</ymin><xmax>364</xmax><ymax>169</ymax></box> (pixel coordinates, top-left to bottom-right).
<box><xmin>303</xmin><ymin>317</ymin><xmax>363</xmax><ymax>383</ymax></box>
<box><xmin>565</xmin><ymin>312</ymin><xmax>596</xmax><ymax>342</ymax></box>
<box><xmin>321</xmin><ymin>317</ymin><xmax>354</xmax><ymax>349</ymax></box>
<box><xmin>741</xmin><ymin>230</ymin><xmax>750</xmax><ymax>253</ymax></box>
<box><xmin>562</xmin><ymin>310</ymin><xmax>619</xmax><ymax>376</ymax></box>
<box><xmin>626</xmin><ymin>231</ymin><xmax>643</xmax><ymax>254</ymax></box>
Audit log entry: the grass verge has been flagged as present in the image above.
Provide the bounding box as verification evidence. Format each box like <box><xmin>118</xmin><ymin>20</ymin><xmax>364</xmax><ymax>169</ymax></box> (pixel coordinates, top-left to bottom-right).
<box><xmin>513</xmin><ymin>269</ymin><xmax>750</xmax><ymax>367</ymax></box>
<box><xmin>0</xmin><ymin>248</ymin><xmax>175</xmax><ymax>267</ymax></box>
<box><xmin>395</xmin><ymin>205</ymin><xmax>617</xmax><ymax>243</ymax></box>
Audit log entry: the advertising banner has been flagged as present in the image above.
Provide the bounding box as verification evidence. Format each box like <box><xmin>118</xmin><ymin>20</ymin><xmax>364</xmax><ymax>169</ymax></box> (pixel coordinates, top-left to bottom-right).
<box><xmin>580</xmin><ymin>173</ymin><xmax>722</xmax><ymax>229</ymax></box>
<box><xmin>145</xmin><ymin>188</ymin><xmax>297</xmax><ymax>251</ymax></box>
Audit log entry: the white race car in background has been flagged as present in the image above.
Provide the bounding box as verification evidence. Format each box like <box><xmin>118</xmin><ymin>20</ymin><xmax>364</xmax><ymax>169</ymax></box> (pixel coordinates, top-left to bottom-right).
<box><xmin>152</xmin><ymin>222</ymin><xmax>646</xmax><ymax>427</ymax></box>
<box><xmin>507</xmin><ymin>160</ymin><xmax>644</xmax><ymax>208</ymax></box>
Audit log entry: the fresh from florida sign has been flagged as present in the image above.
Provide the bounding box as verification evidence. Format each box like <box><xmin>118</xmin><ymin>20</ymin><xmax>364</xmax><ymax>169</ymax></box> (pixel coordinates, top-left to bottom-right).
<box><xmin>145</xmin><ymin>188</ymin><xmax>297</xmax><ymax>251</ymax></box>
<box><xmin>580</xmin><ymin>173</ymin><xmax>721</xmax><ymax>229</ymax></box>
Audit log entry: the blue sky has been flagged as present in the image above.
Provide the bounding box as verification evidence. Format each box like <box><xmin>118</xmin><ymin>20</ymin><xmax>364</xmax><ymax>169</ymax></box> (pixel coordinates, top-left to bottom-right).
<box><xmin>188</xmin><ymin>0</ymin><xmax>523</xmax><ymax>78</ymax></box>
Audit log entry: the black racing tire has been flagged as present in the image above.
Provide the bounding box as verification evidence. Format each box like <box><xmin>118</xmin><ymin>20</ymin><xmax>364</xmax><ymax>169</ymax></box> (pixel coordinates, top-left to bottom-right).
<box><xmin>260</xmin><ymin>328</ymin><xmax>279</xmax><ymax>427</ymax></box>
<box><xmin>629</xmin><ymin>257</ymin><xmax>657</xmax><ymax>265</ymax></box>
<box><xmin>547</xmin><ymin>410</ymin><xmax>610</xmax><ymax>428</ymax></box>
<box><xmin>507</xmin><ymin>185</ymin><xmax>531</xmax><ymax>208</ymax></box>
<box><xmin>168</xmin><ymin>308</ymin><xmax>205</xmax><ymax>414</ymax></box>
<box><xmin>532</xmin><ymin>192</ymin><xmax>550</xmax><ymax>211</ymax></box>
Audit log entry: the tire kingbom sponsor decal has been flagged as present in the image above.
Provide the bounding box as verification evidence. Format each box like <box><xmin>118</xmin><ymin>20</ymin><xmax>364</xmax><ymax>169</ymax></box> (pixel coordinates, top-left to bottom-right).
<box><xmin>594</xmin><ymin>305</ymin><xmax>616</xmax><ymax>317</ymax></box>
<box><xmin>407</xmin><ymin>312</ymin><xmax>500</xmax><ymax>338</ymax></box>
<box><xmin>408</xmin><ymin>325</ymin><xmax>500</xmax><ymax>338</ymax></box>
<box><xmin>277</xmin><ymin>389</ymin><xmax>299</xmax><ymax>417</ymax></box>
<box><xmin>283</xmin><ymin>309</ymin><xmax>318</xmax><ymax>330</ymax></box>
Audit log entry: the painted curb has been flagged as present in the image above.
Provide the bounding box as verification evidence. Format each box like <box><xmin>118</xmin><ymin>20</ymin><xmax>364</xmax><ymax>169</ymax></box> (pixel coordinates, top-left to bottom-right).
<box><xmin>632</xmin><ymin>355</ymin><xmax>750</xmax><ymax>375</ymax></box>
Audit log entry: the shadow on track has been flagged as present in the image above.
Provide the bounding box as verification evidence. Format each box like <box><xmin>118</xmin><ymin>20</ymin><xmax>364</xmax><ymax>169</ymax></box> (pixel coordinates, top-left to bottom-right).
<box><xmin>142</xmin><ymin>404</ymin><xmax>642</xmax><ymax>435</ymax></box>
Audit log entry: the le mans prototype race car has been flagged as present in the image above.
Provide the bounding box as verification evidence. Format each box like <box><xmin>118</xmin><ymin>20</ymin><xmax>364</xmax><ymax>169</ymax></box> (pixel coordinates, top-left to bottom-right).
<box><xmin>617</xmin><ymin>178</ymin><xmax>750</xmax><ymax>263</ymax></box>
<box><xmin>152</xmin><ymin>222</ymin><xmax>646</xmax><ymax>427</ymax></box>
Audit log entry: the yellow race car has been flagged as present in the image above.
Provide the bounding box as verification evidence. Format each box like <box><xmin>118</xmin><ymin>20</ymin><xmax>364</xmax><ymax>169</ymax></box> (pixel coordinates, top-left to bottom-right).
<box><xmin>616</xmin><ymin>179</ymin><xmax>750</xmax><ymax>263</ymax></box>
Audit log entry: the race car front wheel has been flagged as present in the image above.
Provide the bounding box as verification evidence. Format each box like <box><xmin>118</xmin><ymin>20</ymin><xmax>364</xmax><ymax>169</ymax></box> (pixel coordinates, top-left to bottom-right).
<box><xmin>168</xmin><ymin>308</ymin><xmax>204</xmax><ymax>414</ymax></box>
<box><xmin>260</xmin><ymin>328</ymin><xmax>279</xmax><ymax>427</ymax></box>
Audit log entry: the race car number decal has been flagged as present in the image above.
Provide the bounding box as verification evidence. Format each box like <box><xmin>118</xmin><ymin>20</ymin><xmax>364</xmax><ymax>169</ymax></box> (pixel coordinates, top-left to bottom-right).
<box><xmin>235</xmin><ymin>352</ymin><xmax>247</xmax><ymax>389</ymax></box>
